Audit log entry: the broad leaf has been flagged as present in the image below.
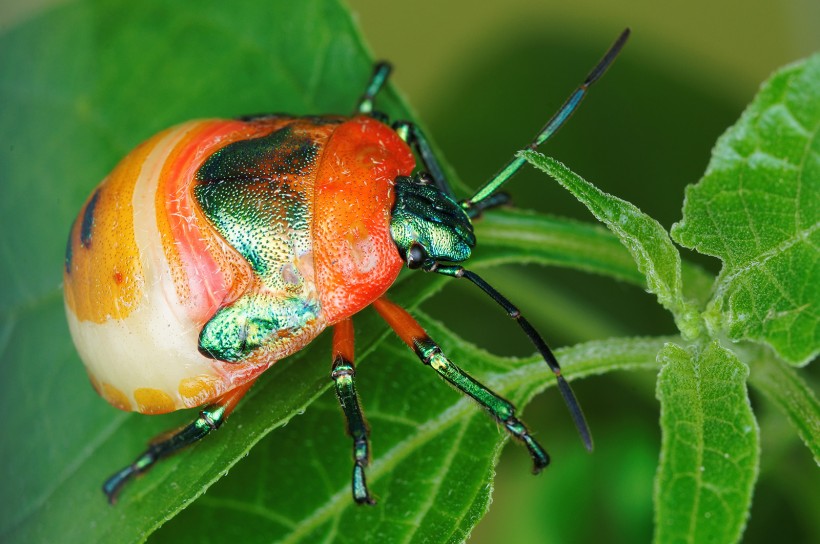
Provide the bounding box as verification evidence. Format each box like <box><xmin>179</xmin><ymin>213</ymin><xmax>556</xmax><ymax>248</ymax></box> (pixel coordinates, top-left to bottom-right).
<box><xmin>153</xmin><ymin>318</ymin><xmax>669</xmax><ymax>543</ymax></box>
<box><xmin>0</xmin><ymin>0</ymin><xmax>404</xmax><ymax>541</ymax></box>
<box><xmin>521</xmin><ymin>151</ymin><xmax>703</xmax><ymax>339</ymax></box>
<box><xmin>671</xmin><ymin>55</ymin><xmax>820</xmax><ymax>365</ymax></box>
<box><xmin>0</xmin><ymin>2</ymin><xmax>685</xmax><ymax>541</ymax></box>
<box><xmin>654</xmin><ymin>342</ymin><xmax>759</xmax><ymax>544</ymax></box>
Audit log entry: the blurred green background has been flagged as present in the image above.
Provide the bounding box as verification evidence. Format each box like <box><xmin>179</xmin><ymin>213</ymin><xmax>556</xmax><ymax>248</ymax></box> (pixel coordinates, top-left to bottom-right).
<box><xmin>3</xmin><ymin>0</ymin><xmax>817</xmax><ymax>541</ymax></box>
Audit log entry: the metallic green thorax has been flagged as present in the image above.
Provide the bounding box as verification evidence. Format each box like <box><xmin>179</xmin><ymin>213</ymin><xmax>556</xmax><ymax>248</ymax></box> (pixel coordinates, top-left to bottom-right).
<box><xmin>389</xmin><ymin>176</ymin><xmax>476</xmax><ymax>265</ymax></box>
<box><xmin>194</xmin><ymin>125</ymin><xmax>320</xmax><ymax>362</ymax></box>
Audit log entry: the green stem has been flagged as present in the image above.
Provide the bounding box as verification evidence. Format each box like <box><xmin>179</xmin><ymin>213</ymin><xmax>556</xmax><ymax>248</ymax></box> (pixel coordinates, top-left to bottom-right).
<box><xmin>473</xmin><ymin>209</ymin><xmax>714</xmax><ymax>308</ymax></box>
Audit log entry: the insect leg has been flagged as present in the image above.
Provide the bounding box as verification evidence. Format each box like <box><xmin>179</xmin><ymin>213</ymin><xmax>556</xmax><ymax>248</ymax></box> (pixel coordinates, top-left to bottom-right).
<box><xmin>391</xmin><ymin>120</ymin><xmax>457</xmax><ymax>200</ymax></box>
<box><xmin>356</xmin><ymin>62</ymin><xmax>392</xmax><ymax>115</ymax></box>
<box><xmin>372</xmin><ymin>297</ymin><xmax>550</xmax><ymax>473</ymax></box>
<box><xmin>430</xmin><ymin>263</ymin><xmax>593</xmax><ymax>451</ymax></box>
<box><xmin>331</xmin><ymin>319</ymin><xmax>375</xmax><ymax>505</ymax></box>
<box><xmin>102</xmin><ymin>380</ymin><xmax>255</xmax><ymax>504</ymax></box>
<box><xmin>391</xmin><ymin>123</ymin><xmax>511</xmax><ymax>217</ymax></box>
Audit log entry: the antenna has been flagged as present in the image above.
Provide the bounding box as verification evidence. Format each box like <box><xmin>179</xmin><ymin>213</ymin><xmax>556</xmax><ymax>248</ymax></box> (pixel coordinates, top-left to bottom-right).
<box><xmin>461</xmin><ymin>28</ymin><xmax>630</xmax><ymax>213</ymax></box>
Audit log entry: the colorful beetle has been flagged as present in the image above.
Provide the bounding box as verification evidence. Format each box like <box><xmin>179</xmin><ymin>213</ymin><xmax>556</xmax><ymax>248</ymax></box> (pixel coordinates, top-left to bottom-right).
<box><xmin>63</xmin><ymin>30</ymin><xmax>629</xmax><ymax>504</ymax></box>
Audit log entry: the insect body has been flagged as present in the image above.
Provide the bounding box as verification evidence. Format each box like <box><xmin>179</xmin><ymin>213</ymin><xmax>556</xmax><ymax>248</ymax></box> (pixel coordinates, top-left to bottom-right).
<box><xmin>64</xmin><ymin>30</ymin><xmax>629</xmax><ymax>504</ymax></box>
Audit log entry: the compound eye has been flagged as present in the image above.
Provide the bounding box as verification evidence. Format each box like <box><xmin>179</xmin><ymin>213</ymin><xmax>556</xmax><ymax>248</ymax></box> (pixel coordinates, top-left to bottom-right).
<box><xmin>406</xmin><ymin>243</ymin><xmax>427</xmax><ymax>269</ymax></box>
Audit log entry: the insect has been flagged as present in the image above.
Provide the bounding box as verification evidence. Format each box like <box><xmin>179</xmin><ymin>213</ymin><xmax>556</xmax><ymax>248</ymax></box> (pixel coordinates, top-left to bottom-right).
<box><xmin>63</xmin><ymin>29</ymin><xmax>629</xmax><ymax>505</ymax></box>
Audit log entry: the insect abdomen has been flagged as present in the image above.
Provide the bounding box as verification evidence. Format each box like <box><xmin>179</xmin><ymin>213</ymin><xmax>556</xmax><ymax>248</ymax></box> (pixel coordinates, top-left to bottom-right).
<box><xmin>63</xmin><ymin>118</ymin><xmax>336</xmax><ymax>413</ymax></box>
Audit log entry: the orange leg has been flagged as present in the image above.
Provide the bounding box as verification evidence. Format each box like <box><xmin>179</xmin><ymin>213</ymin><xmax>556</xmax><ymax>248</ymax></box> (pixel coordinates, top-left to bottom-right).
<box><xmin>103</xmin><ymin>379</ymin><xmax>256</xmax><ymax>504</ymax></box>
<box><xmin>331</xmin><ymin>319</ymin><xmax>374</xmax><ymax>504</ymax></box>
<box><xmin>372</xmin><ymin>297</ymin><xmax>550</xmax><ymax>472</ymax></box>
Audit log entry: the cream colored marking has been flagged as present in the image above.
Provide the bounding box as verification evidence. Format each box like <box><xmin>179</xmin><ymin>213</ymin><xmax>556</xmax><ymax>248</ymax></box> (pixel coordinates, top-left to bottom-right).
<box><xmin>68</xmin><ymin>123</ymin><xmax>226</xmax><ymax>412</ymax></box>
<box><xmin>68</xmin><ymin>121</ymin><xmax>330</xmax><ymax>412</ymax></box>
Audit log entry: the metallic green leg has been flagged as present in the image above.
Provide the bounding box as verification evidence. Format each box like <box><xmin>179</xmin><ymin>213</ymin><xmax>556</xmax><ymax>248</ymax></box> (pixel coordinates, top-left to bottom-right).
<box><xmin>103</xmin><ymin>381</ymin><xmax>253</xmax><ymax>504</ymax></box>
<box><xmin>392</xmin><ymin>120</ymin><xmax>456</xmax><ymax>200</ymax></box>
<box><xmin>392</xmin><ymin>120</ymin><xmax>511</xmax><ymax>217</ymax></box>
<box><xmin>102</xmin><ymin>405</ymin><xmax>227</xmax><ymax>503</ymax></box>
<box><xmin>430</xmin><ymin>263</ymin><xmax>593</xmax><ymax>451</ymax></box>
<box><xmin>356</xmin><ymin>62</ymin><xmax>391</xmax><ymax>115</ymax></box>
<box><xmin>332</xmin><ymin>355</ymin><xmax>374</xmax><ymax>504</ymax></box>
<box><xmin>414</xmin><ymin>337</ymin><xmax>550</xmax><ymax>472</ymax></box>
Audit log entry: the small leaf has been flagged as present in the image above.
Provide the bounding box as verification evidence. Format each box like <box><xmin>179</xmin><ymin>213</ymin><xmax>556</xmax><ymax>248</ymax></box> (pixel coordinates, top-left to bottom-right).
<box><xmin>654</xmin><ymin>342</ymin><xmax>759</xmax><ymax>544</ymax></box>
<box><xmin>671</xmin><ymin>55</ymin><xmax>820</xmax><ymax>365</ymax></box>
<box><xmin>521</xmin><ymin>151</ymin><xmax>703</xmax><ymax>339</ymax></box>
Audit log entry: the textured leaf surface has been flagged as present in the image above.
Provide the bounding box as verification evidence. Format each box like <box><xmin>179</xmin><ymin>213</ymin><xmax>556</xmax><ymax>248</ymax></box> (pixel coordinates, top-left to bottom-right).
<box><xmin>153</xmin><ymin>321</ymin><xmax>668</xmax><ymax>544</ymax></box>
<box><xmin>521</xmin><ymin>151</ymin><xmax>702</xmax><ymax>339</ymax></box>
<box><xmin>671</xmin><ymin>55</ymin><xmax>820</xmax><ymax>365</ymax></box>
<box><xmin>654</xmin><ymin>342</ymin><xmax>759</xmax><ymax>544</ymax></box>
<box><xmin>0</xmin><ymin>0</ymin><xmax>403</xmax><ymax>541</ymax></box>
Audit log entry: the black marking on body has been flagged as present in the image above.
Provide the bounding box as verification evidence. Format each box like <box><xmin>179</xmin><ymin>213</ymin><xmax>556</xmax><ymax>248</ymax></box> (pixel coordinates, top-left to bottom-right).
<box><xmin>80</xmin><ymin>189</ymin><xmax>101</xmax><ymax>248</ymax></box>
<box><xmin>193</xmin><ymin>126</ymin><xmax>316</xmax><ymax>278</ymax></box>
<box><xmin>64</xmin><ymin>218</ymin><xmax>76</xmax><ymax>273</ymax></box>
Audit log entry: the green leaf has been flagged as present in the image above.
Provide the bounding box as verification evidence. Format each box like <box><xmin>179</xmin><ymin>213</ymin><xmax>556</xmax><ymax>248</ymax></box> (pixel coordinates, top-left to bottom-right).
<box><xmin>520</xmin><ymin>151</ymin><xmax>704</xmax><ymax>339</ymax></box>
<box><xmin>654</xmin><ymin>342</ymin><xmax>759</xmax><ymax>544</ymax></box>
<box><xmin>0</xmin><ymin>0</ymin><xmax>400</xmax><ymax>541</ymax></box>
<box><xmin>747</xmin><ymin>346</ymin><xmax>820</xmax><ymax>463</ymax></box>
<box><xmin>153</xmin><ymin>318</ymin><xmax>669</xmax><ymax>544</ymax></box>
<box><xmin>0</xmin><ymin>3</ymin><xmax>677</xmax><ymax>541</ymax></box>
<box><xmin>671</xmin><ymin>55</ymin><xmax>820</xmax><ymax>365</ymax></box>
<box><xmin>475</xmin><ymin>209</ymin><xmax>645</xmax><ymax>285</ymax></box>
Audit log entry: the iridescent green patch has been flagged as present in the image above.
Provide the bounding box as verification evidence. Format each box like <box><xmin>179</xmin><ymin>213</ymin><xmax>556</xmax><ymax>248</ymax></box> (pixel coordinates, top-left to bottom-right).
<box><xmin>197</xmin><ymin>125</ymin><xmax>318</xmax><ymax>182</ymax></box>
<box><xmin>389</xmin><ymin>177</ymin><xmax>475</xmax><ymax>264</ymax></box>
<box><xmin>198</xmin><ymin>292</ymin><xmax>320</xmax><ymax>362</ymax></box>
<box><xmin>194</xmin><ymin>124</ymin><xmax>321</xmax><ymax>362</ymax></box>
<box><xmin>194</xmin><ymin>126</ymin><xmax>316</xmax><ymax>280</ymax></box>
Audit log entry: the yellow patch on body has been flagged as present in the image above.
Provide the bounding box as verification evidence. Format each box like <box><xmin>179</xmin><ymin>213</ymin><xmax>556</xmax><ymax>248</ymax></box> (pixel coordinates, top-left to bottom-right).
<box><xmin>101</xmin><ymin>383</ymin><xmax>132</xmax><ymax>411</ymax></box>
<box><xmin>63</xmin><ymin>132</ymin><xmax>168</xmax><ymax>322</ymax></box>
<box><xmin>134</xmin><ymin>388</ymin><xmax>176</xmax><ymax>414</ymax></box>
<box><xmin>178</xmin><ymin>374</ymin><xmax>223</xmax><ymax>408</ymax></box>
